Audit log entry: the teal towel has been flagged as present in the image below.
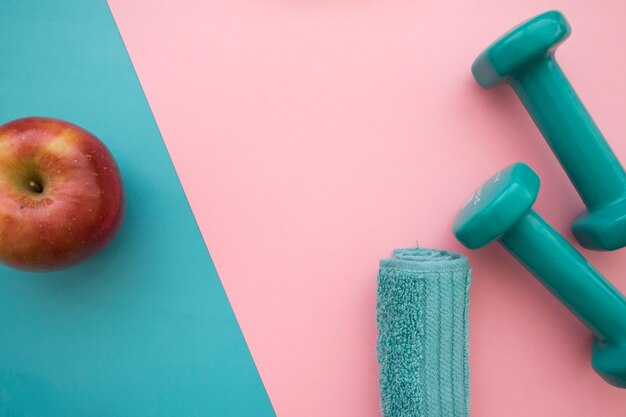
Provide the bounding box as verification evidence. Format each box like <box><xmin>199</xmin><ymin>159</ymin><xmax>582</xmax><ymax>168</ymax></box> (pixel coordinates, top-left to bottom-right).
<box><xmin>377</xmin><ymin>248</ymin><xmax>471</xmax><ymax>417</ymax></box>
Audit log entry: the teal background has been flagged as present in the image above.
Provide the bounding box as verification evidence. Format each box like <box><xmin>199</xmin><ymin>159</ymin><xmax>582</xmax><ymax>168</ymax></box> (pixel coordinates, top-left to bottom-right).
<box><xmin>0</xmin><ymin>0</ymin><xmax>275</xmax><ymax>416</ymax></box>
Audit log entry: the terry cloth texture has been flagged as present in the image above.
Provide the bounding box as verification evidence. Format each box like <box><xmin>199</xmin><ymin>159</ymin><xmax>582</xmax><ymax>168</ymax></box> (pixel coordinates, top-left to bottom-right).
<box><xmin>376</xmin><ymin>248</ymin><xmax>471</xmax><ymax>417</ymax></box>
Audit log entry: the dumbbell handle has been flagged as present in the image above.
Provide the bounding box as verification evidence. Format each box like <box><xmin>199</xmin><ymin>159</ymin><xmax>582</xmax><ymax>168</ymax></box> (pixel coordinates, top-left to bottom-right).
<box><xmin>509</xmin><ymin>57</ymin><xmax>626</xmax><ymax>210</ymax></box>
<box><xmin>500</xmin><ymin>209</ymin><xmax>626</xmax><ymax>343</ymax></box>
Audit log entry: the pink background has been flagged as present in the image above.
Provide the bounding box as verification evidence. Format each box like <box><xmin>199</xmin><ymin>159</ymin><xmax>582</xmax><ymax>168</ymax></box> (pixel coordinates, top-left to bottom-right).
<box><xmin>107</xmin><ymin>1</ymin><xmax>626</xmax><ymax>416</ymax></box>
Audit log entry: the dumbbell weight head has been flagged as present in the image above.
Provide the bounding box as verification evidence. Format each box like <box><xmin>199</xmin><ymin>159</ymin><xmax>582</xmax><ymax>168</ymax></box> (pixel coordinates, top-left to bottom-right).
<box><xmin>593</xmin><ymin>339</ymin><xmax>626</xmax><ymax>388</ymax></box>
<box><xmin>573</xmin><ymin>201</ymin><xmax>626</xmax><ymax>253</ymax></box>
<box><xmin>472</xmin><ymin>10</ymin><xmax>570</xmax><ymax>89</ymax></box>
<box><xmin>454</xmin><ymin>163</ymin><xmax>539</xmax><ymax>249</ymax></box>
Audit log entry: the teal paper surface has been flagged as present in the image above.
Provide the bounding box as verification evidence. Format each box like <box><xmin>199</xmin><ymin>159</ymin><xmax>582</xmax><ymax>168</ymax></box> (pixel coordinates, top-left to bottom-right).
<box><xmin>0</xmin><ymin>1</ymin><xmax>275</xmax><ymax>416</ymax></box>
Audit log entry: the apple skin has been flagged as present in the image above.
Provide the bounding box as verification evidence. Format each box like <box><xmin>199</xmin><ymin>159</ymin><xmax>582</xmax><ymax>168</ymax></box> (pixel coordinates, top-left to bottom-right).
<box><xmin>0</xmin><ymin>117</ymin><xmax>124</xmax><ymax>272</ymax></box>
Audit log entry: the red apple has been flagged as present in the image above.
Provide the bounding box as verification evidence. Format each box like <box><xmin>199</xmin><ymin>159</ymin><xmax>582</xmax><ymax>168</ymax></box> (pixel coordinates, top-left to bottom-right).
<box><xmin>0</xmin><ymin>117</ymin><xmax>124</xmax><ymax>271</ymax></box>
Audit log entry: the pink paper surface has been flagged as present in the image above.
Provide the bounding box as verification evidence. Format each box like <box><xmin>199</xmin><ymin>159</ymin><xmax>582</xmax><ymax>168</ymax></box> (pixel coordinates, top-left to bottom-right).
<box><xmin>108</xmin><ymin>1</ymin><xmax>626</xmax><ymax>415</ymax></box>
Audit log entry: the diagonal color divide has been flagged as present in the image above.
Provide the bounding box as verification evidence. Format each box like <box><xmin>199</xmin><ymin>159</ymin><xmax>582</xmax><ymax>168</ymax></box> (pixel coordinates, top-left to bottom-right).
<box><xmin>106</xmin><ymin>1</ymin><xmax>626</xmax><ymax>416</ymax></box>
<box><xmin>0</xmin><ymin>0</ymin><xmax>275</xmax><ymax>416</ymax></box>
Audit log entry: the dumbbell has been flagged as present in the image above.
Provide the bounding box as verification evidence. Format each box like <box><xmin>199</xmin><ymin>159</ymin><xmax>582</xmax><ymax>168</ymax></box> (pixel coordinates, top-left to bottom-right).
<box><xmin>472</xmin><ymin>10</ymin><xmax>626</xmax><ymax>251</ymax></box>
<box><xmin>453</xmin><ymin>162</ymin><xmax>626</xmax><ymax>388</ymax></box>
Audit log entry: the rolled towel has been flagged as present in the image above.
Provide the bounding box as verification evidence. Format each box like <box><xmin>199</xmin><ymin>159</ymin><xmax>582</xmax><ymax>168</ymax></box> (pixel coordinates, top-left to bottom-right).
<box><xmin>377</xmin><ymin>248</ymin><xmax>471</xmax><ymax>417</ymax></box>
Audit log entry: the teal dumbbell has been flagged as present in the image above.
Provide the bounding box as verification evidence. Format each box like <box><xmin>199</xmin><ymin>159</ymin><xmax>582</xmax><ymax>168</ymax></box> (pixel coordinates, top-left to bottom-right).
<box><xmin>453</xmin><ymin>163</ymin><xmax>626</xmax><ymax>388</ymax></box>
<box><xmin>472</xmin><ymin>10</ymin><xmax>626</xmax><ymax>251</ymax></box>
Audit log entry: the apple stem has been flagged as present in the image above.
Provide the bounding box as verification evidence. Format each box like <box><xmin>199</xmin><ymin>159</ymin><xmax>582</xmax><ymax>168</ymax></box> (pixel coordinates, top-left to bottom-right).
<box><xmin>28</xmin><ymin>180</ymin><xmax>43</xmax><ymax>194</ymax></box>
